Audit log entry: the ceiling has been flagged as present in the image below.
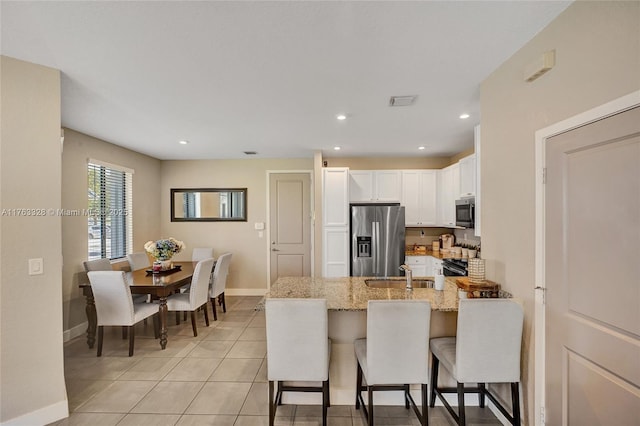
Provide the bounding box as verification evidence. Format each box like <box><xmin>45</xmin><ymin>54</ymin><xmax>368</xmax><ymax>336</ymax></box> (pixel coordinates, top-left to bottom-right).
<box><xmin>1</xmin><ymin>1</ymin><xmax>571</xmax><ymax>160</ymax></box>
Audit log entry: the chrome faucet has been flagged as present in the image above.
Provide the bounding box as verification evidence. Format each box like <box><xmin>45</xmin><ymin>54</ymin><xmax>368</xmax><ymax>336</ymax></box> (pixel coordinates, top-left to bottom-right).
<box><xmin>399</xmin><ymin>264</ymin><xmax>413</xmax><ymax>290</ymax></box>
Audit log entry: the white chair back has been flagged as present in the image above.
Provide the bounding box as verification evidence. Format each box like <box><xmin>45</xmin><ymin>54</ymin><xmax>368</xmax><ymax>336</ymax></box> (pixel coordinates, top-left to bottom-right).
<box><xmin>189</xmin><ymin>258</ymin><xmax>215</xmax><ymax>309</ymax></box>
<box><xmin>192</xmin><ymin>247</ymin><xmax>214</xmax><ymax>261</ymax></box>
<box><xmin>83</xmin><ymin>258</ymin><xmax>112</xmax><ymax>272</ymax></box>
<box><xmin>366</xmin><ymin>300</ymin><xmax>431</xmax><ymax>385</ymax></box>
<box><xmin>126</xmin><ymin>252</ymin><xmax>150</xmax><ymax>271</ymax></box>
<box><xmin>266</xmin><ymin>298</ymin><xmax>329</xmax><ymax>382</ymax></box>
<box><xmin>88</xmin><ymin>271</ymin><xmax>135</xmax><ymax>326</ymax></box>
<box><xmin>456</xmin><ymin>299</ymin><xmax>523</xmax><ymax>383</ymax></box>
<box><xmin>210</xmin><ymin>252</ymin><xmax>232</xmax><ymax>298</ymax></box>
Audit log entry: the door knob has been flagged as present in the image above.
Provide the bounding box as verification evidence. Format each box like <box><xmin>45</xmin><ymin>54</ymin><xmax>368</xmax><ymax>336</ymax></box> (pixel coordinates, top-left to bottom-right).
<box><xmin>272</xmin><ymin>248</ymin><xmax>280</xmax><ymax>252</ymax></box>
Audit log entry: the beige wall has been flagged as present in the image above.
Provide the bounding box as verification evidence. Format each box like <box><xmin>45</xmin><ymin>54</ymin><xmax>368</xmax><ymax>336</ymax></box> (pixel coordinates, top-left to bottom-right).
<box><xmin>160</xmin><ymin>158</ymin><xmax>313</xmax><ymax>292</ymax></box>
<box><xmin>0</xmin><ymin>56</ymin><xmax>67</xmax><ymax>423</ymax></box>
<box><xmin>61</xmin><ymin>129</ymin><xmax>162</xmax><ymax>334</ymax></box>
<box><xmin>480</xmin><ymin>2</ymin><xmax>640</xmax><ymax>423</ymax></box>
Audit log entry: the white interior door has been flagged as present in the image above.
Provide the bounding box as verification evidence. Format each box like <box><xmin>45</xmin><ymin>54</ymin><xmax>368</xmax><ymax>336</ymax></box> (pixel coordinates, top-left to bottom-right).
<box><xmin>544</xmin><ymin>106</ymin><xmax>640</xmax><ymax>424</ymax></box>
<box><xmin>269</xmin><ymin>172</ymin><xmax>311</xmax><ymax>284</ymax></box>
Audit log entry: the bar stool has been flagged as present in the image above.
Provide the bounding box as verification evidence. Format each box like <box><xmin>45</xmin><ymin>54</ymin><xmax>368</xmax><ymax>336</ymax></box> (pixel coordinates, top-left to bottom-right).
<box><xmin>265</xmin><ymin>298</ymin><xmax>330</xmax><ymax>426</ymax></box>
<box><xmin>354</xmin><ymin>300</ymin><xmax>432</xmax><ymax>425</ymax></box>
<box><xmin>429</xmin><ymin>299</ymin><xmax>524</xmax><ymax>426</ymax></box>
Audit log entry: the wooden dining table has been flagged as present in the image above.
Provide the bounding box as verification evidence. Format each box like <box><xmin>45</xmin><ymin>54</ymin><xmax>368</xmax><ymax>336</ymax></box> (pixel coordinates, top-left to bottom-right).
<box><xmin>80</xmin><ymin>261</ymin><xmax>197</xmax><ymax>350</ymax></box>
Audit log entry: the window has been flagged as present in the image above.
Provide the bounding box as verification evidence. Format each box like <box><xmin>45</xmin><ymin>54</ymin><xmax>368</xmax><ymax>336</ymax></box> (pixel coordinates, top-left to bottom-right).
<box><xmin>87</xmin><ymin>160</ymin><xmax>133</xmax><ymax>260</ymax></box>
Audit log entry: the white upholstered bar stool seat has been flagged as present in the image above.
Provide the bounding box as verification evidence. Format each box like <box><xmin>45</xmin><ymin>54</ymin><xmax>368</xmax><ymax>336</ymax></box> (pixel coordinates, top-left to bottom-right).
<box><xmin>354</xmin><ymin>300</ymin><xmax>432</xmax><ymax>426</ymax></box>
<box><xmin>429</xmin><ymin>299</ymin><xmax>524</xmax><ymax>426</ymax></box>
<box><xmin>266</xmin><ymin>298</ymin><xmax>330</xmax><ymax>426</ymax></box>
<box><xmin>165</xmin><ymin>258</ymin><xmax>215</xmax><ymax>337</ymax></box>
<box><xmin>87</xmin><ymin>271</ymin><xmax>158</xmax><ymax>356</ymax></box>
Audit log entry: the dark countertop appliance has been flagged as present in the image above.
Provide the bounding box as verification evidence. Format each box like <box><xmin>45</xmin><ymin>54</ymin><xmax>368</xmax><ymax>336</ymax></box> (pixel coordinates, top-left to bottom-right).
<box><xmin>350</xmin><ymin>204</ymin><xmax>405</xmax><ymax>277</ymax></box>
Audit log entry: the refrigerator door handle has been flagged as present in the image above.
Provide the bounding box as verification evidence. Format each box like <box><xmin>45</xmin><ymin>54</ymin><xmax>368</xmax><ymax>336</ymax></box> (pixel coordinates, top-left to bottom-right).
<box><xmin>373</xmin><ymin>221</ymin><xmax>380</xmax><ymax>276</ymax></box>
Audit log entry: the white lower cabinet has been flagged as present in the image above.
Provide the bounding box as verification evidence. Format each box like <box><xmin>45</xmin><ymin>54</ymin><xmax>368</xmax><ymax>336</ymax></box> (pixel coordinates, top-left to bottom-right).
<box><xmin>323</xmin><ymin>227</ymin><xmax>349</xmax><ymax>277</ymax></box>
<box><xmin>404</xmin><ymin>256</ymin><xmax>431</xmax><ymax>277</ymax></box>
<box><xmin>432</xmin><ymin>258</ymin><xmax>443</xmax><ymax>276</ymax></box>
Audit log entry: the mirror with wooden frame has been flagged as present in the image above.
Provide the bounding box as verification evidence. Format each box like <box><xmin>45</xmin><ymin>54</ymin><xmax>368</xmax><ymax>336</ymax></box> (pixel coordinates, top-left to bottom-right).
<box><xmin>170</xmin><ymin>188</ymin><xmax>247</xmax><ymax>222</ymax></box>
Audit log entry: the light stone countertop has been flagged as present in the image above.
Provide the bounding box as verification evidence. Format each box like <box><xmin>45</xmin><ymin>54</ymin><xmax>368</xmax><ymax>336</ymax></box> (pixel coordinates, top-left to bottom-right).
<box><xmin>257</xmin><ymin>276</ymin><xmax>460</xmax><ymax>312</ymax></box>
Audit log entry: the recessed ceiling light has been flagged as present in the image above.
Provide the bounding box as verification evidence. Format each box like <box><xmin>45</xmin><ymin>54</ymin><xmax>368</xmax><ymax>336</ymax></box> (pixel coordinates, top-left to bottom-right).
<box><xmin>418</xmin><ymin>146</ymin><xmax>426</xmax><ymax>150</ymax></box>
<box><xmin>178</xmin><ymin>140</ymin><xmax>189</xmax><ymax>145</ymax></box>
<box><xmin>334</xmin><ymin>146</ymin><xmax>341</xmax><ymax>151</ymax></box>
<box><xmin>459</xmin><ymin>113</ymin><xmax>470</xmax><ymax>119</ymax></box>
<box><xmin>336</xmin><ymin>114</ymin><xmax>347</xmax><ymax>121</ymax></box>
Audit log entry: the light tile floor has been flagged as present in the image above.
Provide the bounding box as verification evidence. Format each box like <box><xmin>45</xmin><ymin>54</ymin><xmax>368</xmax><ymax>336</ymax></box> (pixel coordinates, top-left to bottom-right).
<box><xmin>52</xmin><ymin>296</ymin><xmax>503</xmax><ymax>426</ymax></box>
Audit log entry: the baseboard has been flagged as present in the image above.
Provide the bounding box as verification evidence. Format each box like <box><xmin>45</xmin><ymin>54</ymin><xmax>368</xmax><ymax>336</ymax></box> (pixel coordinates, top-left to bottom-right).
<box><xmin>225</xmin><ymin>288</ymin><xmax>267</xmax><ymax>296</ymax></box>
<box><xmin>64</xmin><ymin>321</ymin><xmax>88</xmax><ymax>343</ymax></box>
<box><xmin>0</xmin><ymin>399</ymin><xmax>68</xmax><ymax>426</ymax></box>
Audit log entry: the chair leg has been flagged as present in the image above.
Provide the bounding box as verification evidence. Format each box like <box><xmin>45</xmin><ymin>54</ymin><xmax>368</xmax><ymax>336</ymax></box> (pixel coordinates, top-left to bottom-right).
<box><xmin>421</xmin><ymin>383</ymin><xmax>429</xmax><ymax>426</ymax></box>
<box><xmin>404</xmin><ymin>384</ymin><xmax>410</xmax><ymax>409</ymax></box>
<box><xmin>190</xmin><ymin>311</ymin><xmax>198</xmax><ymax>337</ymax></box>
<box><xmin>220</xmin><ymin>292</ymin><xmax>226</xmax><ymax>313</ymax></box>
<box><xmin>322</xmin><ymin>380</ymin><xmax>329</xmax><ymax>426</ymax></box>
<box><xmin>268</xmin><ymin>380</ymin><xmax>276</xmax><ymax>426</ymax></box>
<box><xmin>128</xmin><ymin>325</ymin><xmax>135</xmax><ymax>356</ymax></box>
<box><xmin>368</xmin><ymin>386</ymin><xmax>374</xmax><ymax>425</ymax></box>
<box><xmin>203</xmin><ymin>303</ymin><xmax>210</xmax><ymax>326</ymax></box>
<box><xmin>175</xmin><ymin>311</ymin><xmax>180</xmax><ymax>325</ymax></box>
<box><xmin>276</xmin><ymin>381</ymin><xmax>284</xmax><ymax>405</ymax></box>
<box><xmin>355</xmin><ymin>361</ymin><xmax>363</xmax><ymax>409</ymax></box>
<box><xmin>184</xmin><ymin>311</ymin><xmax>187</xmax><ymax>321</ymax></box>
<box><xmin>510</xmin><ymin>382</ymin><xmax>521</xmax><ymax>426</ymax></box>
<box><xmin>457</xmin><ymin>382</ymin><xmax>466</xmax><ymax>426</ymax></box>
<box><xmin>97</xmin><ymin>326</ymin><xmax>104</xmax><ymax>357</ymax></box>
<box><xmin>429</xmin><ymin>355</ymin><xmax>439</xmax><ymax>407</ymax></box>
<box><xmin>478</xmin><ymin>383</ymin><xmax>486</xmax><ymax>408</ymax></box>
<box><xmin>211</xmin><ymin>297</ymin><xmax>218</xmax><ymax>321</ymax></box>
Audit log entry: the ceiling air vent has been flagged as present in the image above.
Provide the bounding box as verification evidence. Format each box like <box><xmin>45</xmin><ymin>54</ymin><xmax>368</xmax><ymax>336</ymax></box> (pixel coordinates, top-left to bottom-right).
<box><xmin>389</xmin><ymin>95</ymin><xmax>417</xmax><ymax>107</ymax></box>
<box><xmin>243</xmin><ymin>151</ymin><xmax>258</xmax><ymax>155</ymax></box>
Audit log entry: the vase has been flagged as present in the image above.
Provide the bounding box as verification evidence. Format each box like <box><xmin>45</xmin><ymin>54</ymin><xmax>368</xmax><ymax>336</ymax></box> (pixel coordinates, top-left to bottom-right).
<box><xmin>158</xmin><ymin>259</ymin><xmax>172</xmax><ymax>270</ymax></box>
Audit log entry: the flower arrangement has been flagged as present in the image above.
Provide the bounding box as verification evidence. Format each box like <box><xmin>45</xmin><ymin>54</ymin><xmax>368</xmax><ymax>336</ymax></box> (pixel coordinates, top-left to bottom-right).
<box><xmin>144</xmin><ymin>238</ymin><xmax>185</xmax><ymax>261</ymax></box>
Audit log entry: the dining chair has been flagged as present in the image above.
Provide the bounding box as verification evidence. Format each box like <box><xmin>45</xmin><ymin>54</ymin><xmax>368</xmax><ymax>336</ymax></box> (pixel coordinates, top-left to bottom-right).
<box><xmin>209</xmin><ymin>252</ymin><xmax>232</xmax><ymax>320</ymax></box>
<box><xmin>429</xmin><ymin>299</ymin><xmax>524</xmax><ymax>426</ymax></box>
<box><xmin>354</xmin><ymin>300</ymin><xmax>431</xmax><ymax>426</ymax></box>
<box><xmin>126</xmin><ymin>252</ymin><xmax>150</xmax><ymax>271</ymax></box>
<box><xmin>87</xmin><ymin>271</ymin><xmax>158</xmax><ymax>356</ymax></box>
<box><xmin>83</xmin><ymin>258</ymin><xmax>112</xmax><ymax>272</ymax></box>
<box><xmin>165</xmin><ymin>257</ymin><xmax>215</xmax><ymax>337</ymax></box>
<box><xmin>266</xmin><ymin>298</ymin><xmax>330</xmax><ymax>426</ymax></box>
<box><xmin>192</xmin><ymin>247</ymin><xmax>214</xmax><ymax>261</ymax></box>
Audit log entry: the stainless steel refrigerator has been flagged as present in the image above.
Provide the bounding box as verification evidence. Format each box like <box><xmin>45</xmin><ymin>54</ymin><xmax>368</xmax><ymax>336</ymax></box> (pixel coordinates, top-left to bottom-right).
<box><xmin>350</xmin><ymin>204</ymin><xmax>405</xmax><ymax>277</ymax></box>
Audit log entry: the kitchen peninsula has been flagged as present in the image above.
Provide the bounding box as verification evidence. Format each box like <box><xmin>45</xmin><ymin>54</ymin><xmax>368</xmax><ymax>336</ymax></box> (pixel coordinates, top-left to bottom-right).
<box><xmin>258</xmin><ymin>276</ymin><xmax>461</xmax><ymax>405</ymax></box>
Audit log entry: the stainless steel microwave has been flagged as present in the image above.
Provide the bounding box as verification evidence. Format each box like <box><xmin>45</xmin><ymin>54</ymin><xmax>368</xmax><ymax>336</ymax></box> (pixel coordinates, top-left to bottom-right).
<box><xmin>455</xmin><ymin>198</ymin><xmax>475</xmax><ymax>228</ymax></box>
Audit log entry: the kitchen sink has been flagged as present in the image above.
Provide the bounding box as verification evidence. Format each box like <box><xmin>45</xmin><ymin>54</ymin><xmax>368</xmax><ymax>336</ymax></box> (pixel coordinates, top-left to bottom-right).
<box><xmin>365</xmin><ymin>279</ymin><xmax>434</xmax><ymax>289</ymax></box>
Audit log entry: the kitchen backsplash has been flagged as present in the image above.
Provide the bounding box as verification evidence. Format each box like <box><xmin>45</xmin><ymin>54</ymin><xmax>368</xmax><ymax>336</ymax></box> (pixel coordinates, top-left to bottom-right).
<box><xmin>405</xmin><ymin>227</ymin><xmax>481</xmax><ymax>249</ymax></box>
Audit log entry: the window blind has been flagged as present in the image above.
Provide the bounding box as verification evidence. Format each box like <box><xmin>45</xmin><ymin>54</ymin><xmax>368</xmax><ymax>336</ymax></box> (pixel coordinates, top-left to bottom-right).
<box><xmin>87</xmin><ymin>161</ymin><xmax>133</xmax><ymax>260</ymax></box>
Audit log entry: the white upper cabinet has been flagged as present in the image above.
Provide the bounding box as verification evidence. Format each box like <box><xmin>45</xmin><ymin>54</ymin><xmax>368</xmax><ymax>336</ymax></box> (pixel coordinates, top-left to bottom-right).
<box><xmin>349</xmin><ymin>170</ymin><xmax>401</xmax><ymax>202</ymax></box>
<box><xmin>322</xmin><ymin>167</ymin><xmax>349</xmax><ymax>227</ymax></box>
<box><xmin>437</xmin><ymin>163</ymin><xmax>459</xmax><ymax>227</ymax></box>
<box><xmin>402</xmin><ymin>170</ymin><xmax>437</xmax><ymax>226</ymax></box>
<box><xmin>459</xmin><ymin>154</ymin><xmax>476</xmax><ymax>198</ymax></box>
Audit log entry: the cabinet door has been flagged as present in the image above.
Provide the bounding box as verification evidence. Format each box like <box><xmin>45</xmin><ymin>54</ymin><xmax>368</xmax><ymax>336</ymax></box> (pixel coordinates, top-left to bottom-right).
<box><xmin>374</xmin><ymin>171</ymin><xmax>402</xmax><ymax>201</ymax></box>
<box><xmin>459</xmin><ymin>154</ymin><xmax>476</xmax><ymax>198</ymax></box>
<box><xmin>438</xmin><ymin>166</ymin><xmax>456</xmax><ymax>227</ymax></box>
<box><xmin>323</xmin><ymin>227</ymin><xmax>349</xmax><ymax>277</ymax></box>
<box><xmin>349</xmin><ymin>171</ymin><xmax>374</xmax><ymax>202</ymax></box>
<box><xmin>323</xmin><ymin>168</ymin><xmax>349</xmax><ymax>227</ymax></box>
<box><xmin>474</xmin><ymin>125</ymin><xmax>481</xmax><ymax>237</ymax></box>
<box><xmin>401</xmin><ymin>171</ymin><xmax>421</xmax><ymax>225</ymax></box>
<box><xmin>418</xmin><ymin>171</ymin><xmax>437</xmax><ymax>225</ymax></box>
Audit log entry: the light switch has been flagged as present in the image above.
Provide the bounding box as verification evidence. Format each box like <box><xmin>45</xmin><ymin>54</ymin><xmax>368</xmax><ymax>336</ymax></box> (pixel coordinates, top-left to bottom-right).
<box><xmin>254</xmin><ymin>222</ymin><xmax>265</xmax><ymax>230</ymax></box>
<box><xmin>258</xmin><ymin>231</ymin><xmax>264</xmax><ymax>238</ymax></box>
<box><xmin>29</xmin><ymin>258</ymin><xmax>43</xmax><ymax>275</ymax></box>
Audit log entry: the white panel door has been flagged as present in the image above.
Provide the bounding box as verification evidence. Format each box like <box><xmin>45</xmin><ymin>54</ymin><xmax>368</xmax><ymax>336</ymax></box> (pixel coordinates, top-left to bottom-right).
<box><xmin>545</xmin><ymin>106</ymin><xmax>640</xmax><ymax>424</ymax></box>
